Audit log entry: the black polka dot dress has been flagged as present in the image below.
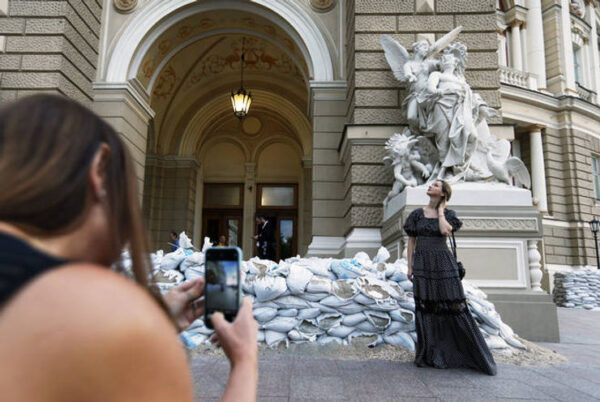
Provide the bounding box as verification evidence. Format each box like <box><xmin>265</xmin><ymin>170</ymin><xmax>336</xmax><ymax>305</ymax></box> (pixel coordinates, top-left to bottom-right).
<box><xmin>404</xmin><ymin>208</ymin><xmax>497</xmax><ymax>376</ymax></box>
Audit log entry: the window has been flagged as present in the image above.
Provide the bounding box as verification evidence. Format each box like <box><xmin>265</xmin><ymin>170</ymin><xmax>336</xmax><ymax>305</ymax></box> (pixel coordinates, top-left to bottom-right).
<box><xmin>259</xmin><ymin>186</ymin><xmax>296</xmax><ymax>207</ymax></box>
<box><xmin>573</xmin><ymin>44</ymin><xmax>583</xmax><ymax>84</ymax></box>
<box><xmin>593</xmin><ymin>156</ymin><xmax>600</xmax><ymax>200</ymax></box>
<box><xmin>204</xmin><ymin>184</ymin><xmax>243</xmax><ymax>207</ymax></box>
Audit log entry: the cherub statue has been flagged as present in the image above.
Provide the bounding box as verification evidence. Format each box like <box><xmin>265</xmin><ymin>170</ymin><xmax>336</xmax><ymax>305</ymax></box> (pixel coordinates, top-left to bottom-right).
<box><xmin>383</xmin><ymin>130</ymin><xmax>439</xmax><ymax>206</ymax></box>
<box><xmin>381</xmin><ymin>26</ymin><xmax>462</xmax><ymax>133</ymax></box>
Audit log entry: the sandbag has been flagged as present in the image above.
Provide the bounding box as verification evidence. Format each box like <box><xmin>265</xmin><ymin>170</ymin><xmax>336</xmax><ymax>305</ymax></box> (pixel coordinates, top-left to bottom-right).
<box><xmin>316</xmin><ymin>313</ymin><xmax>343</xmax><ymax>330</ymax></box>
<box><xmin>180</xmin><ymin>252</ymin><xmax>205</xmax><ymax>271</ymax></box>
<box><xmin>254</xmin><ymin>275</ymin><xmax>287</xmax><ymax>302</ymax></box>
<box><xmin>160</xmin><ymin>248</ymin><xmax>186</xmax><ymax>271</ymax></box>
<box><xmin>297</xmin><ymin>319</ymin><xmax>325</xmax><ymax>336</ymax></box>
<box><xmin>301</xmin><ymin>292</ymin><xmax>329</xmax><ymax>302</ymax></box>
<box><xmin>327</xmin><ymin>325</ymin><xmax>355</xmax><ymax>338</ymax></box>
<box><xmin>261</xmin><ymin>316</ymin><xmax>298</xmax><ymax>332</ymax></box>
<box><xmin>320</xmin><ymin>295</ymin><xmax>353</xmax><ymax>308</ymax></box>
<box><xmin>390</xmin><ymin>309</ymin><xmax>414</xmax><ymax>324</ymax></box>
<box><xmin>383</xmin><ymin>333</ymin><xmax>415</xmax><ymax>351</ymax></box>
<box><xmin>257</xmin><ymin>330</ymin><xmax>265</xmax><ymax>343</ymax></box>
<box><xmin>274</xmin><ymin>295</ymin><xmax>310</xmax><ymax>309</ymax></box>
<box><xmin>365</xmin><ymin>310</ymin><xmax>391</xmax><ymax>330</ymax></box>
<box><xmin>296</xmin><ymin>308</ymin><xmax>321</xmax><ymax>320</ymax></box>
<box><xmin>331</xmin><ymin>259</ymin><xmax>363</xmax><ymax>279</ymax></box>
<box><xmin>306</xmin><ymin>277</ymin><xmax>332</xmax><ymax>294</ymax></box>
<box><xmin>184</xmin><ymin>266</ymin><xmax>204</xmax><ymax>281</ymax></box>
<box><xmin>336</xmin><ymin>302</ymin><xmax>365</xmax><ymax>315</ymax></box>
<box><xmin>287</xmin><ymin>264</ymin><xmax>313</xmax><ymax>294</ymax></box>
<box><xmin>253</xmin><ymin>307</ymin><xmax>278</xmax><ymax>323</ymax></box>
<box><xmin>317</xmin><ymin>335</ymin><xmax>344</xmax><ymax>346</ymax></box>
<box><xmin>288</xmin><ymin>329</ymin><xmax>317</xmax><ymax>343</ymax></box>
<box><xmin>342</xmin><ymin>312</ymin><xmax>367</xmax><ymax>326</ymax></box>
<box><xmin>354</xmin><ymin>293</ymin><xmax>376</xmax><ymax>305</ymax></box>
<box><xmin>265</xmin><ymin>330</ymin><xmax>288</xmax><ymax>347</ymax></box>
<box><xmin>331</xmin><ymin>279</ymin><xmax>358</xmax><ymax>300</ymax></box>
<box><xmin>373</xmin><ymin>247</ymin><xmax>391</xmax><ymax>264</ymax></box>
<box><xmin>278</xmin><ymin>308</ymin><xmax>298</xmax><ymax>317</ymax></box>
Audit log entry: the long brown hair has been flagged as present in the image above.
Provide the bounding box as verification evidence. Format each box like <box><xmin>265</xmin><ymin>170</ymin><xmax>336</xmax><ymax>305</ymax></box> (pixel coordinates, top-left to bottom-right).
<box><xmin>0</xmin><ymin>95</ymin><xmax>168</xmax><ymax>315</ymax></box>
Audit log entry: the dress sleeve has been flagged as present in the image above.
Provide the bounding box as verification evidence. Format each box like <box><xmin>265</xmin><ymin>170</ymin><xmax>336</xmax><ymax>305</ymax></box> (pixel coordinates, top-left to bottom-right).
<box><xmin>403</xmin><ymin>209</ymin><xmax>420</xmax><ymax>237</ymax></box>
<box><xmin>445</xmin><ymin>209</ymin><xmax>463</xmax><ymax>232</ymax></box>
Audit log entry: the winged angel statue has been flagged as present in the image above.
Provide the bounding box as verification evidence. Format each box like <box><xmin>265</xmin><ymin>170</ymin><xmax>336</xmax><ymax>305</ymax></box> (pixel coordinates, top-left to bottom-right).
<box><xmin>381</xmin><ymin>28</ymin><xmax>531</xmax><ymax>205</ymax></box>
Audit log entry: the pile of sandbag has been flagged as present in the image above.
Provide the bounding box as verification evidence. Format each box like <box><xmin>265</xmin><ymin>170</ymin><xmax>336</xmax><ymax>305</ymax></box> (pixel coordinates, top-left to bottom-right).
<box><xmin>553</xmin><ymin>270</ymin><xmax>600</xmax><ymax>309</ymax></box>
<box><xmin>178</xmin><ymin>244</ymin><xmax>526</xmax><ymax>354</ymax></box>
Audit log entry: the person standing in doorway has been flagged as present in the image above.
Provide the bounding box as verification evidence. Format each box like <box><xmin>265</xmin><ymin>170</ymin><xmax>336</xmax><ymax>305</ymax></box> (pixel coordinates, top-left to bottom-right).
<box><xmin>217</xmin><ymin>235</ymin><xmax>228</xmax><ymax>247</ymax></box>
<box><xmin>254</xmin><ymin>216</ymin><xmax>274</xmax><ymax>260</ymax></box>
<box><xmin>170</xmin><ymin>231</ymin><xmax>179</xmax><ymax>252</ymax></box>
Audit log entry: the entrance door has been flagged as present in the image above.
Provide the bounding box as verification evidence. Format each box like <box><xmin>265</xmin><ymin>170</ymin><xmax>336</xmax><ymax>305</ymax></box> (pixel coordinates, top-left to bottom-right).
<box><xmin>256</xmin><ymin>184</ymin><xmax>298</xmax><ymax>260</ymax></box>
<box><xmin>202</xmin><ymin>184</ymin><xmax>244</xmax><ymax>247</ymax></box>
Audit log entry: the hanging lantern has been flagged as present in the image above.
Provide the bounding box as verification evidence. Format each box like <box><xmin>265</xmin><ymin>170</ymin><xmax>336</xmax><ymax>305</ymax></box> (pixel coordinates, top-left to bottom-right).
<box><xmin>231</xmin><ymin>38</ymin><xmax>252</xmax><ymax>119</ymax></box>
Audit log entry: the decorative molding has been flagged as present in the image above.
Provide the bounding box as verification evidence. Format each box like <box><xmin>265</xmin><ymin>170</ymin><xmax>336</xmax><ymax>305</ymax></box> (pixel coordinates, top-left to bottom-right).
<box><xmin>461</xmin><ymin>217</ymin><xmax>539</xmax><ymax>232</ymax></box>
<box><xmin>310</xmin><ymin>0</ymin><xmax>336</xmax><ymax>12</ymax></box>
<box><xmin>113</xmin><ymin>0</ymin><xmax>137</xmax><ymax>13</ymax></box>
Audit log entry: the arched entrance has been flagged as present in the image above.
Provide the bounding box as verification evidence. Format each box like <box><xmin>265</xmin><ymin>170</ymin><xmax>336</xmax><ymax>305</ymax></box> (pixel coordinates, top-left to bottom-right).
<box><xmin>95</xmin><ymin>0</ymin><xmax>343</xmax><ymax>258</ymax></box>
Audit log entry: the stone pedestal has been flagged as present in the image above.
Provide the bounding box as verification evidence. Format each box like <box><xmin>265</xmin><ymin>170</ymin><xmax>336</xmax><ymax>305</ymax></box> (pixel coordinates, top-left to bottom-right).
<box><xmin>381</xmin><ymin>182</ymin><xmax>559</xmax><ymax>342</ymax></box>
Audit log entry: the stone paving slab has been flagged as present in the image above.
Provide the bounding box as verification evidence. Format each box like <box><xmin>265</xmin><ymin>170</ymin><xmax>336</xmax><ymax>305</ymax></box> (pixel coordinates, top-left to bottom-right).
<box><xmin>191</xmin><ymin>308</ymin><xmax>600</xmax><ymax>401</ymax></box>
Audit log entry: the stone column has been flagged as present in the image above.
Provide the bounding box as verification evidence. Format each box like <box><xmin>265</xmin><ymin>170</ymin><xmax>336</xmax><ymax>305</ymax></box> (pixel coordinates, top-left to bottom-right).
<box><xmin>529</xmin><ymin>126</ymin><xmax>548</xmax><ymax>214</ymax></box>
<box><xmin>526</xmin><ymin>0</ymin><xmax>547</xmax><ymax>89</ymax></box>
<box><xmin>497</xmin><ymin>22</ymin><xmax>508</xmax><ymax>67</ymax></box>
<box><xmin>559</xmin><ymin>0</ymin><xmax>578</xmax><ymax>94</ymax></box>
<box><xmin>528</xmin><ymin>240</ymin><xmax>543</xmax><ymax>292</ymax></box>
<box><xmin>93</xmin><ymin>80</ymin><xmax>154</xmax><ymax>198</ymax></box>
<box><xmin>509</xmin><ymin>20</ymin><xmax>523</xmax><ymax>71</ymax></box>
<box><xmin>302</xmin><ymin>158</ymin><xmax>313</xmax><ymax>255</ymax></box>
<box><xmin>587</xmin><ymin>2</ymin><xmax>600</xmax><ymax>103</ymax></box>
<box><xmin>242</xmin><ymin>163</ymin><xmax>257</xmax><ymax>260</ymax></box>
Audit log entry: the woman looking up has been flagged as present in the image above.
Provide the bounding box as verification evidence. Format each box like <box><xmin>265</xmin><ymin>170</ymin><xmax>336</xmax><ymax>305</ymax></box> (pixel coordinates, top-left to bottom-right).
<box><xmin>0</xmin><ymin>95</ymin><xmax>258</xmax><ymax>401</ymax></box>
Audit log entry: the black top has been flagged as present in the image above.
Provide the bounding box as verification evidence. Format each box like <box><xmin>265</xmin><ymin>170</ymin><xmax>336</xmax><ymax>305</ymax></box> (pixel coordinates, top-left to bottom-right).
<box><xmin>0</xmin><ymin>232</ymin><xmax>67</xmax><ymax>307</ymax></box>
<box><xmin>403</xmin><ymin>208</ymin><xmax>462</xmax><ymax>237</ymax></box>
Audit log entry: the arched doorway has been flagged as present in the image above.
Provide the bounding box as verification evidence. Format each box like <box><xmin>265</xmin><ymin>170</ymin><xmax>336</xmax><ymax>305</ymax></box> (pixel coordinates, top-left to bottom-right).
<box><xmin>96</xmin><ymin>0</ymin><xmax>346</xmax><ymax>258</ymax></box>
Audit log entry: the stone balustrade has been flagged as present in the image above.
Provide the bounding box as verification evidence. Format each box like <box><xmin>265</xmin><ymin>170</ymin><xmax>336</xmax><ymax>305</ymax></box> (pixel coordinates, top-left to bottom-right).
<box><xmin>499</xmin><ymin>66</ymin><xmax>537</xmax><ymax>90</ymax></box>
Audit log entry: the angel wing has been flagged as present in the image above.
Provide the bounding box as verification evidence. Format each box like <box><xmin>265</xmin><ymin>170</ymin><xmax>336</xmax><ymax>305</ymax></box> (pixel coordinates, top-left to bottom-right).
<box><xmin>505</xmin><ymin>158</ymin><xmax>531</xmax><ymax>189</ymax></box>
<box><xmin>487</xmin><ymin>138</ymin><xmax>511</xmax><ymax>162</ymax></box>
<box><xmin>381</xmin><ymin>34</ymin><xmax>410</xmax><ymax>81</ymax></box>
<box><xmin>427</xmin><ymin>26</ymin><xmax>463</xmax><ymax>57</ymax></box>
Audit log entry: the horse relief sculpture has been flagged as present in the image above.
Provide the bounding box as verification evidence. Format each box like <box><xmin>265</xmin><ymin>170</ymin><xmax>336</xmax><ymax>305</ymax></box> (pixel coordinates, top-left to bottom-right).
<box><xmin>381</xmin><ymin>28</ymin><xmax>531</xmax><ymax>205</ymax></box>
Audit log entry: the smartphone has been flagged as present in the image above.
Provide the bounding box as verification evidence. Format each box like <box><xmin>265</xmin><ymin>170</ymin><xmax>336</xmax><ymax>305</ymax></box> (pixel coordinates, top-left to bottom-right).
<box><xmin>204</xmin><ymin>246</ymin><xmax>242</xmax><ymax>329</ymax></box>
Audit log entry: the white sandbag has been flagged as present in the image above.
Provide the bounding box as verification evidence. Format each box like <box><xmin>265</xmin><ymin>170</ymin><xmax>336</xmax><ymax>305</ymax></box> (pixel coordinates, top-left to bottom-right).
<box><xmin>480</xmin><ymin>323</ymin><xmax>500</xmax><ymax>336</ymax></box>
<box><xmin>242</xmin><ymin>274</ymin><xmax>257</xmax><ymax>295</ymax></box>
<box><xmin>271</xmin><ymin>263</ymin><xmax>290</xmax><ymax>277</ymax></box>
<box><xmin>369</xmin><ymin>299</ymin><xmax>399</xmax><ymax>312</ymax></box>
<box><xmin>257</xmin><ymin>330</ymin><xmax>265</xmax><ymax>343</ymax></box>
<box><xmin>383</xmin><ymin>320</ymin><xmax>404</xmax><ymax>335</ymax></box>
<box><xmin>287</xmin><ymin>264</ymin><xmax>314</xmax><ymax>294</ymax></box>
<box><xmin>390</xmin><ymin>309</ymin><xmax>414</xmax><ymax>324</ymax></box>
<box><xmin>278</xmin><ymin>308</ymin><xmax>298</xmax><ymax>317</ymax></box>
<box><xmin>499</xmin><ymin>322</ymin><xmax>515</xmax><ymax>339</ymax></box>
<box><xmin>354</xmin><ymin>293</ymin><xmax>376</xmax><ymax>305</ymax></box>
<box><xmin>254</xmin><ymin>275</ymin><xmax>287</xmax><ymax>302</ymax></box>
<box><xmin>505</xmin><ymin>336</ymin><xmax>527</xmax><ymax>350</ymax></box>
<box><xmin>265</xmin><ymin>330</ymin><xmax>288</xmax><ymax>348</ymax></box>
<box><xmin>372</xmin><ymin>247</ymin><xmax>391</xmax><ymax>264</ymax></box>
<box><xmin>336</xmin><ymin>302</ymin><xmax>365</xmax><ymax>315</ymax></box>
<box><xmin>320</xmin><ymin>295</ymin><xmax>353</xmax><ymax>308</ymax></box>
<box><xmin>184</xmin><ymin>266</ymin><xmax>205</xmax><ymax>281</ymax></box>
<box><xmin>365</xmin><ymin>310</ymin><xmax>391</xmax><ymax>330</ymax></box>
<box><xmin>180</xmin><ymin>332</ymin><xmax>207</xmax><ymax>348</ymax></box>
<box><xmin>355</xmin><ymin>320</ymin><xmax>379</xmax><ymax>333</ymax></box>
<box><xmin>469</xmin><ymin>301</ymin><xmax>502</xmax><ymax>328</ymax></box>
<box><xmin>288</xmin><ymin>329</ymin><xmax>317</xmax><ymax>343</ymax></box>
<box><xmin>383</xmin><ymin>333</ymin><xmax>415</xmax><ymax>351</ymax></box>
<box><xmin>485</xmin><ymin>335</ymin><xmax>510</xmax><ymax>349</ymax></box>
<box><xmin>296</xmin><ymin>308</ymin><xmax>321</xmax><ymax>320</ymax></box>
<box><xmin>316</xmin><ymin>313</ymin><xmax>343</xmax><ymax>330</ymax></box>
<box><xmin>301</xmin><ymin>292</ymin><xmax>329</xmax><ymax>302</ymax></box>
<box><xmin>274</xmin><ymin>295</ymin><xmax>310</xmax><ymax>309</ymax></box>
<box><xmin>367</xmin><ymin>335</ymin><xmax>384</xmax><ymax>348</ymax></box>
<box><xmin>180</xmin><ymin>252</ymin><xmax>205</xmax><ymax>271</ymax></box>
<box><xmin>201</xmin><ymin>237</ymin><xmax>213</xmax><ymax>253</ymax></box>
<box><xmin>353</xmin><ymin>251</ymin><xmax>372</xmax><ymax>267</ymax></box>
<box><xmin>160</xmin><ymin>248</ymin><xmax>186</xmax><ymax>271</ymax></box>
<box><xmin>262</xmin><ymin>317</ymin><xmax>298</xmax><ymax>332</ymax></box>
<box><xmin>398</xmin><ymin>280</ymin><xmax>413</xmax><ymax>291</ymax></box>
<box><xmin>306</xmin><ymin>277</ymin><xmax>332</xmax><ymax>294</ymax></box>
<box><xmin>179</xmin><ymin>231</ymin><xmax>193</xmax><ymax>250</ymax></box>
<box><xmin>297</xmin><ymin>319</ymin><xmax>325</xmax><ymax>336</ymax></box>
<box><xmin>296</xmin><ymin>258</ymin><xmax>332</xmax><ymax>277</ymax></box>
<box><xmin>327</xmin><ymin>325</ymin><xmax>355</xmax><ymax>338</ymax></box>
<box><xmin>398</xmin><ymin>300</ymin><xmax>416</xmax><ymax>311</ymax></box>
<box><xmin>331</xmin><ymin>279</ymin><xmax>358</xmax><ymax>300</ymax></box>
<box><xmin>342</xmin><ymin>312</ymin><xmax>367</xmax><ymax>326</ymax></box>
<box><xmin>308</xmin><ymin>301</ymin><xmax>338</xmax><ymax>313</ymax></box>
<box><xmin>331</xmin><ymin>259</ymin><xmax>363</xmax><ymax>279</ymax></box>
<box><xmin>253</xmin><ymin>301</ymin><xmax>279</xmax><ymax>309</ymax></box>
<box><xmin>150</xmin><ymin>250</ymin><xmax>163</xmax><ymax>270</ymax></box>
<box><xmin>253</xmin><ymin>307</ymin><xmax>278</xmax><ymax>323</ymax></box>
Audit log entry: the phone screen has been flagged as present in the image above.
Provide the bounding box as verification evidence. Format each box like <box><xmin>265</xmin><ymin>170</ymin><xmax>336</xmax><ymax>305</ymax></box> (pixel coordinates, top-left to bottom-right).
<box><xmin>204</xmin><ymin>247</ymin><xmax>241</xmax><ymax>328</ymax></box>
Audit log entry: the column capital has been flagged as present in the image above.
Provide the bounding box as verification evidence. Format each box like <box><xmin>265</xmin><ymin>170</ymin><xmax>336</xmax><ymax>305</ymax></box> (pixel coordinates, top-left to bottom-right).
<box><xmin>526</xmin><ymin>124</ymin><xmax>546</xmax><ymax>132</ymax></box>
<box><xmin>302</xmin><ymin>157</ymin><xmax>313</xmax><ymax>169</ymax></box>
<box><xmin>505</xmin><ymin>5</ymin><xmax>528</xmax><ymax>27</ymax></box>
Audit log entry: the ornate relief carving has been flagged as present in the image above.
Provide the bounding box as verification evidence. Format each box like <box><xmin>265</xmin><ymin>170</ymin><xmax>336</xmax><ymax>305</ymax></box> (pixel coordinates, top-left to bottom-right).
<box><xmin>310</xmin><ymin>0</ymin><xmax>336</xmax><ymax>12</ymax></box>
<box><xmin>113</xmin><ymin>0</ymin><xmax>137</xmax><ymax>13</ymax></box>
<box><xmin>569</xmin><ymin>0</ymin><xmax>585</xmax><ymax>18</ymax></box>
<box><xmin>461</xmin><ymin>217</ymin><xmax>538</xmax><ymax>232</ymax></box>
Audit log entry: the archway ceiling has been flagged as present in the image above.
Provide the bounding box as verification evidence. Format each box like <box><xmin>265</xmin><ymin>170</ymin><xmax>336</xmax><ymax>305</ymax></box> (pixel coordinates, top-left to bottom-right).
<box><xmin>137</xmin><ymin>10</ymin><xmax>311</xmax><ymax>157</ymax></box>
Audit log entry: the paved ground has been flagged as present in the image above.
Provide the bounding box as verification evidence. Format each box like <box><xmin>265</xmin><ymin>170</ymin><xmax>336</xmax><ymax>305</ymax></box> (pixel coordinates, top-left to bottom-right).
<box><xmin>191</xmin><ymin>308</ymin><xmax>600</xmax><ymax>401</ymax></box>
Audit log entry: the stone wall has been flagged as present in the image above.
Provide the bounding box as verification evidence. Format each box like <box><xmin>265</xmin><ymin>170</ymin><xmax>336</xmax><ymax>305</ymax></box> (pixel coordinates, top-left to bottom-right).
<box><xmin>0</xmin><ymin>0</ymin><xmax>102</xmax><ymax>105</ymax></box>
<box><xmin>143</xmin><ymin>156</ymin><xmax>199</xmax><ymax>251</ymax></box>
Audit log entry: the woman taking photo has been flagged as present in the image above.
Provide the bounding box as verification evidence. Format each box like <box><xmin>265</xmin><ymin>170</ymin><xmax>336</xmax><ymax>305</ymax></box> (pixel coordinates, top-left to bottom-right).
<box><xmin>404</xmin><ymin>180</ymin><xmax>496</xmax><ymax>375</ymax></box>
<box><xmin>0</xmin><ymin>95</ymin><xmax>258</xmax><ymax>401</ymax></box>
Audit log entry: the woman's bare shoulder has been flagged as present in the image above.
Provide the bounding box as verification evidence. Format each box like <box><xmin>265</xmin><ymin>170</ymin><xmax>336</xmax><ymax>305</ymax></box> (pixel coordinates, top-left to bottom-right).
<box><xmin>1</xmin><ymin>264</ymin><xmax>194</xmax><ymax>401</ymax></box>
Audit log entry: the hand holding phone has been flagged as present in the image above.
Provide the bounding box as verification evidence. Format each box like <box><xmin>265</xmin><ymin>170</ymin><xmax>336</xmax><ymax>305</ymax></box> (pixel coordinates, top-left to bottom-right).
<box><xmin>204</xmin><ymin>247</ymin><xmax>242</xmax><ymax>329</ymax></box>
